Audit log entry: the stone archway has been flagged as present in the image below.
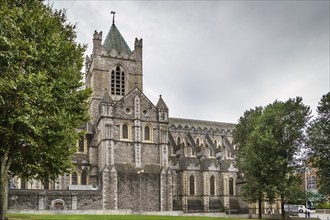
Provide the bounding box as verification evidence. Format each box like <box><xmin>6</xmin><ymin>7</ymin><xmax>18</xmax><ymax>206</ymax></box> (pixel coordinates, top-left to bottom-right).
<box><xmin>51</xmin><ymin>199</ymin><xmax>65</xmax><ymax>210</ymax></box>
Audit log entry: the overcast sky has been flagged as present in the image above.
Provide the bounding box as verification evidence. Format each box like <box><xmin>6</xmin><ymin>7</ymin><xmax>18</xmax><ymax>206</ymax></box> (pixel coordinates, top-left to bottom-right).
<box><xmin>50</xmin><ymin>1</ymin><xmax>329</xmax><ymax>124</ymax></box>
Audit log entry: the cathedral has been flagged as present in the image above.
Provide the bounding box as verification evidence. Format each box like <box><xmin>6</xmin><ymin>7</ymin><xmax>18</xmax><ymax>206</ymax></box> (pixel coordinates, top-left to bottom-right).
<box><xmin>9</xmin><ymin>18</ymin><xmax>247</xmax><ymax>213</ymax></box>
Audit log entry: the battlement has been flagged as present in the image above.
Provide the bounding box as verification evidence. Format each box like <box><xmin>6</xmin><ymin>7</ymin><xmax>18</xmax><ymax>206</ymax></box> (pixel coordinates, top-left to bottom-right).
<box><xmin>135</xmin><ymin>38</ymin><xmax>143</xmax><ymax>47</ymax></box>
<box><xmin>93</xmin><ymin>31</ymin><xmax>103</xmax><ymax>41</ymax></box>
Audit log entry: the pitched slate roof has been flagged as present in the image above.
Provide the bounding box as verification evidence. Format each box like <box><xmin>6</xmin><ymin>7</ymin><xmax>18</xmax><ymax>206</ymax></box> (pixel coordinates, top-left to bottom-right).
<box><xmin>101</xmin><ymin>90</ymin><xmax>113</xmax><ymax>104</ymax></box>
<box><xmin>156</xmin><ymin>95</ymin><xmax>168</xmax><ymax>110</ymax></box>
<box><xmin>169</xmin><ymin>117</ymin><xmax>236</xmax><ymax>131</ymax></box>
<box><xmin>103</xmin><ymin>24</ymin><xmax>132</xmax><ymax>54</ymax></box>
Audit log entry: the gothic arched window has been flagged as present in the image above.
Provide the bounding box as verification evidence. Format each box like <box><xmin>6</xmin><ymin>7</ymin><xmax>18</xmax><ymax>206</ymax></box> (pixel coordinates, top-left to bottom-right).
<box><xmin>122</xmin><ymin>124</ymin><xmax>129</xmax><ymax>139</ymax></box>
<box><xmin>81</xmin><ymin>170</ymin><xmax>87</xmax><ymax>185</ymax></box>
<box><xmin>189</xmin><ymin>175</ymin><xmax>195</xmax><ymax>195</ymax></box>
<box><xmin>78</xmin><ymin>136</ymin><xmax>84</xmax><ymax>152</ymax></box>
<box><xmin>144</xmin><ymin>126</ymin><xmax>151</xmax><ymax>141</ymax></box>
<box><xmin>111</xmin><ymin>65</ymin><xmax>125</xmax><ymax>96</ymax></box>
<box><xmin>229</xmin><ymin>177</ymin><xmax>234</xmax><ymax>196</ymax></box>
<box><xmin>72</xmin><ymin>172</ymin><xmax>78</xmax><ymax>185</ymax></box>
<box><xmin>210</xmin><ymin>176</ymin><xmax>215</xmax><ymax>195</ymax></box>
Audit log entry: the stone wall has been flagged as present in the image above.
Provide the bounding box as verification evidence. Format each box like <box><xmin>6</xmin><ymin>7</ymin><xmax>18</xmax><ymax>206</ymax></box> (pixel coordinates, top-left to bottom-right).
<box><xmin>141</xmin><ymin>144</ymin><xmax>160</xmax><ymax>164</ymax></box>
<box><xmin>8</xmin><ymin>189</ymin><xmax>102</xmax><ymax>210</ymax></box>
<box><xmin>117</xmin><ymin>172</ymin><xmax>160</xmax><ymax>211</ymax></box>
<box><xmin>114</xmin><ymin>142</ymin><xmax>135</xmax><ymax>164</ymax></box>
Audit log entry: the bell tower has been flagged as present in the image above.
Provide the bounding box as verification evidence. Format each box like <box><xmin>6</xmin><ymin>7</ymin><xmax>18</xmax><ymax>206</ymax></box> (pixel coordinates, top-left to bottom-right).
<box><xmin>85</xmin><ymin>16</ymin><xmax>143</xmax><ymax>121</ymax></box>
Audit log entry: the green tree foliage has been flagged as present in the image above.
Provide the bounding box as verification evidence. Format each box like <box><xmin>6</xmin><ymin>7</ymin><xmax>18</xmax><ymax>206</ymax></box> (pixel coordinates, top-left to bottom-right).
<box><xmin>308</xmin><ymin>92</ymin><xmax>330</xmax><ymax>195</ymax></box>
<box><xmin>306</xmin><ymin>190</ymin><xmax>328</xmax><ymax>205</ymax></box>
<box><xmin>234</xmin><ymin>97</ymin><xmax>310</xmax><ymax>219</ymax></box>
<box><xmin>0</xmin><ymin>1</ymin><xmax>91</xmax><ymax>219</ymax></box>
<box><xmin>233</xmin><ymin>107</ymin><xmax>265</xmax><ymax>218</ymax></box>
<box><xmin>283</xmin><ymin>177</ymin><xmax>305</xmax><ymax>205</ymax></box>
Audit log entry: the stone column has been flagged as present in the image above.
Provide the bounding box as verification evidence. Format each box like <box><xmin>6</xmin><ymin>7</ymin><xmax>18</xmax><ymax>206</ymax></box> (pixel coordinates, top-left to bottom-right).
<box><xmin>181</xmin><ymin>171</ymin><xmax>188</xmax><ymax>212</ymax></box>
<box><xmin>109</xmin><ymin>166</ymin><xmax>118</xmax><ymax>209</ymax></box>
<box><xmin>102</xmin><ymin>167</ymin><xmax>110</xmax><ymax>209</ymax></box>
<box><xmin>203</xmin><ymin>171</ymin><xmax>209</xmax><ymax>212</ymax></box>
<box><xmin>72</xmin><ymin>196</ymin><xmax>78</xmax><ymax>210</ymax></box>
<box><xmin>223</xmin><ymin>173</ymin><xmax>229</xmax><ymax>209</ymax></box>
<box><xmin>167</xmin><ymin>169</ymin><xmax>173</xmax><ymax>211</ymax></box>
<box><xmin>38</xmin><ymin>196</ymin><xmax>45</xmax><ymax>210</ymax></box>
<box><xmin>134</xmin><ymin>96</ymin><xmax>142</xmax><ymax>167</ymax></box>
<box><xmin>160</xmin><ymin>168</ymin><xmax>166</xmax><ymax>211</ymax></box>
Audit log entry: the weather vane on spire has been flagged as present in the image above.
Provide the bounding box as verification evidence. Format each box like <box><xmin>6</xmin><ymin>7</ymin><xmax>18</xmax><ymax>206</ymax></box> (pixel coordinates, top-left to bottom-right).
<box><xmin>111</xmin><ymin>11</ymin><xmax>116</xmax><ymax>25</ymax></box>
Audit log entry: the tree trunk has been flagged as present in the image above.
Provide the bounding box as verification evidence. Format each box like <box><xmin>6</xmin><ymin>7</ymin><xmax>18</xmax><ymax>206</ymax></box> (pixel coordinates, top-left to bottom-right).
<box><xmin>281</xmin><ymin>195</ymin><xmax>285</xmax><ymax>220</ymax></box>
<box><xmin>0</xmin><ymin>163</ymin><xmax>9</xmax><ymax>220</ymax></box>
<box><xmin>0</xmin><ymin>151</ymin><xmax>10</xmax><ymax>220</ymax></box>
<box><xmin>258</xmin><ymin>196</ymin><xmax>262</xmax><ymax>219</ymax></box>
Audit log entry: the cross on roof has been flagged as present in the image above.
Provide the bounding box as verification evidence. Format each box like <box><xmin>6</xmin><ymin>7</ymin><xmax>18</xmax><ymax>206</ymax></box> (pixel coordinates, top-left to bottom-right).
<box><xmin>111</xmin><ymin>11</ymin><xmax>116</xmax><ymax>24</ymax></box>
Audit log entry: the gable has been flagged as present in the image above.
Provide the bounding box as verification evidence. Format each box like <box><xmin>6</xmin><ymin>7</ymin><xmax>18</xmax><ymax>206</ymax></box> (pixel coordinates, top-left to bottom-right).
<box><xmin>113</xmin><ymin>88</ymin><xmax>158</xmax><ymax>121</ymax></box>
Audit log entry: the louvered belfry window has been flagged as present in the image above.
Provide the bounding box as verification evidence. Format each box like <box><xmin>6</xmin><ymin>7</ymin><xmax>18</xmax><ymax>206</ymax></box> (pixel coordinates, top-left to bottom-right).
<box><xmin>111</xmin><ymin>66</ymin><xmax>125</xmax><ymax>96</ymax></box>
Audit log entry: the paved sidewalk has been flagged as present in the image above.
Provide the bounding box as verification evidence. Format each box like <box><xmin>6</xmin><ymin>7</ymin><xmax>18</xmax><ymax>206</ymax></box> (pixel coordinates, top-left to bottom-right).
<box><xmin>299</xmin><ymin>213</ymin><xmax>330</xmax><ymax>220</ymax></box>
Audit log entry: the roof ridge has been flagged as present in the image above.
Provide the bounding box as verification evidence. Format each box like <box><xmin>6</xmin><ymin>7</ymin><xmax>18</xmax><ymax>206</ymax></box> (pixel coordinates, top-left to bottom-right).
<box><xmin>169</xmin><ymin>117</ymin><xmax>236</xmax><ymax>126</ymax></box>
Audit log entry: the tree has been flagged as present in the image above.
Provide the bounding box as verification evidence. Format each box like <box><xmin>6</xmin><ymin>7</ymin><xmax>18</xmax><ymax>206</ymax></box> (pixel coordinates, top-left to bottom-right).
<box><xmin>308</xmin><ymin>92</ymin><xmax>330</xmax><ymax>195</ymax></box>
<box><xmin>233</xmin><ymin>107</ymin><xmax>266</xmax><ymax>219</ymax></box>
<box><xmin>234</xmin><ymin>97</ymin><xmax>311</xmax><ymax>219</ymax></box>
<box><xmin>0</xmin><ymin>1</ymin><xmax>91</xmax><ymax>219</ymax></box>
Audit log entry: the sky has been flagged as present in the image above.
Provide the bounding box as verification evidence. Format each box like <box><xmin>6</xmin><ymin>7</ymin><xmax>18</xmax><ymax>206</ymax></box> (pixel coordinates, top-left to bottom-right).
<box><xmin>50</xmin><ymin>1</ymin><xmax>330</xmax><ymax>124</ymax></box>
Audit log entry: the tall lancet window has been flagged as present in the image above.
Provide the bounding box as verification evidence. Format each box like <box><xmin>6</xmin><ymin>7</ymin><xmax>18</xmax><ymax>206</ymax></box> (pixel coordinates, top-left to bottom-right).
<box><xmin>122</xmin><ymin>124</ymin><xmax>129</xmax><ymax>139</ymax></box>
<box><xmin>210</xmin><ymin>176</ymin><xmax>215</xmax><ymax>195</ymax></box>
<box><xmin>189</xmin><ymin>175</ymin><xmax>195</xmax><ymax>195</ymax></box>
<box><xmin>229</xmin><ymin>177</ymin><xmax>234</xmax><ymax>196</ymax></box>
<box><xmin>111</xmin><ymin>65</ymin><xmax>125</xmax><ymax>96</ymax></box>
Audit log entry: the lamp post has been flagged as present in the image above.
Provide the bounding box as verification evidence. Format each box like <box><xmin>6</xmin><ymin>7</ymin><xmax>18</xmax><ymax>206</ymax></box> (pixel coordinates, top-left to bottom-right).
<box><xmin>305</xmin><ymin>166</ymin><xmax>310</xmax><ymax>209</ymax></box>
<box><xmin>137</xmin><ymin>169</ymin><xmax>144</xmax><ymax>212</ymax></box>
<box><xmin>228</xmin><ymin>193</ymin><xmax>231</xmax><ymax>217</ymax></box>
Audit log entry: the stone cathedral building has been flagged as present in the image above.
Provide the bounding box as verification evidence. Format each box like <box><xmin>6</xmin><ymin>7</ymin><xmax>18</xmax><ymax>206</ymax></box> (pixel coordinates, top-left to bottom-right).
<box><xmin>9</xmin><ymin>19</ymin><xmax>249</xmax><ymax>213</ymax></box>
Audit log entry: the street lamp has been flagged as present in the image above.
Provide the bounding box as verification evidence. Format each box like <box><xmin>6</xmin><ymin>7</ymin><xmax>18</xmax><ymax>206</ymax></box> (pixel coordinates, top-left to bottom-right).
<box><xmin>137</xmin><ymin>169</ymin><xmax>144</xmax><ymax>212</ymax></box>
<box><xmin>305</xmin><ymin>166</ymin><xmax>310</xmax><ymax>209</ymax></box>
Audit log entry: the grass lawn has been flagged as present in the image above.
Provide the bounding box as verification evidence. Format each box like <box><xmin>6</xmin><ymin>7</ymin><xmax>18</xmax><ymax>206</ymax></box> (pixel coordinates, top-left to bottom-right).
<box><xmin>7</xmin><ymin>214</ymin><xmax>245</xmax><ymax>220</ymax></box>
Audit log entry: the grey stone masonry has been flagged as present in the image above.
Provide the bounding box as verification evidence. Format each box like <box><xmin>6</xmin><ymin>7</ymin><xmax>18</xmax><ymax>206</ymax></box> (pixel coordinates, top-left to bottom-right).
<box><xmin>9</xmin><ymin>20</ymin><xmax>249</xmax><ymax>214</ymax></box>
<box><xmin>9</xmin><ymin>190</ymin><xmax>102</xmax><ymax>210</ymax></box>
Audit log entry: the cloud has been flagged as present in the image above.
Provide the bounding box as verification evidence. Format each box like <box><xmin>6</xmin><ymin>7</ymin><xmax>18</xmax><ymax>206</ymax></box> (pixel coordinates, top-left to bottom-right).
<box><xmin>50</xmin><ymin>1</ymin><xmax>329</xmax><ymax>123</ymax></box>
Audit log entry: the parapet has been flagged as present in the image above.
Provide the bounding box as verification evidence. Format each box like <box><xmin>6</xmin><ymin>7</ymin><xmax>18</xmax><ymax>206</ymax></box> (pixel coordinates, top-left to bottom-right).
<box><xmin>134</xmin><ymin>38</ymin><xmax>143</xmax><ymax>47</ymax></box>
<box><xmin>93</xmin><ymin>31</ymin><xmax>103</xmax><ymax>41</ymax></box>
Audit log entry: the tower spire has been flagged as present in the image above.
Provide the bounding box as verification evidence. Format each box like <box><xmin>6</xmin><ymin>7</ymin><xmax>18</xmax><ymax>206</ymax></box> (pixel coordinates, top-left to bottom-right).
<box><xmin>111</xmin><ymin>11</ymin><xmax>116</xmax><ymax>25</ymax></box>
